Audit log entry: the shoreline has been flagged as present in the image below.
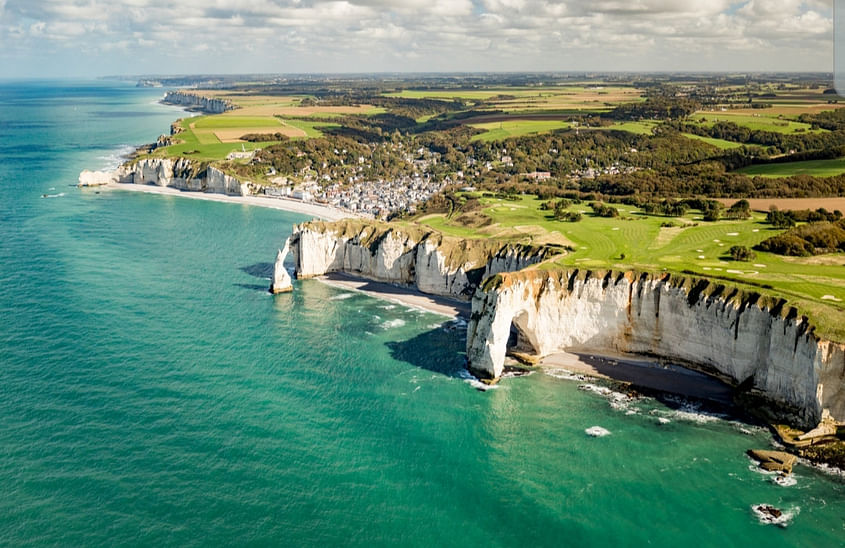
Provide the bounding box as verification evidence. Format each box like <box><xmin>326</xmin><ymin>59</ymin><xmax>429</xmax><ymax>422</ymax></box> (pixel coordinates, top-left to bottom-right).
<box><xmin>102</xmin><ymin>182</ymin><xmax>356</xmax><ymax>221</ymax></box>
<box><xmin>536</xmin><ymin>350</ymin><xmax>736</xmax><ymax>405</ymax></box>
<box><xmin>316</xmin><ymin>272</ymin><xmax>471</xmax><ymax>319</ymax></box>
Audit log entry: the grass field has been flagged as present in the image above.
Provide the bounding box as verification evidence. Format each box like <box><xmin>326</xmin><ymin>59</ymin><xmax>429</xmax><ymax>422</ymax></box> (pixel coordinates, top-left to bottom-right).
<box><xmin>683</xmin><ymin>133</ymin><xmax>745</xmax><ymax>149</ymax></box>
<box><xmin>736</xmin><ymin>158</ymin><xmax>845</xmax><ymax>178</ymax></box>
<box><xmin>601</xmin><ymin>121</ymin><xmax>657</xmax><ymax>135</ymax></box>
<box><xmin>469</xmin><ymin>120</ymin><xmax>571</xmax><ymax>142</ymax></box>
<box><xmin>693</xmin><ymin>111</ymin><xmax>821</xmax><ymax>134</ymax></box>
<box><xmin>414</xmin><ymin>194</ymin><xmax>845</xmax><ymax>338</ymax></box>
<box><xmin>386</xmin><ymin>85</ymin><xmax>643</xmax><ymax>112</ymax></box>
<box><xmin>155</xmin><ymin>115</ymin><xmax>336</xmax><ymax>160</ymax></box>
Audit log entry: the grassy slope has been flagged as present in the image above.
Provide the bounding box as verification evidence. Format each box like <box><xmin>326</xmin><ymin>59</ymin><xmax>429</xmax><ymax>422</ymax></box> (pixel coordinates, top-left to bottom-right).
<box><xmin>692</xmin><ymin>112</ymin><xmax>821</xmax><ymax>134</ymax></box>
<box><xmin>683</xmin><ymin>133</ymin><xmax>745</xmax><ymax>150</ymax></box>
<box><xmin>415</xmin><ymin>195</ymin><xmax>845</xmax><ymax>340</ymax></box>
<box><xmin>469</xmin><ymin>120</ymin><xmax>571</xmax><ymax>142</ymax></box>
<box><xmin>736</xmin><ymin>157</ymin><xmax>845</xmax><ymax>178</ymax></box>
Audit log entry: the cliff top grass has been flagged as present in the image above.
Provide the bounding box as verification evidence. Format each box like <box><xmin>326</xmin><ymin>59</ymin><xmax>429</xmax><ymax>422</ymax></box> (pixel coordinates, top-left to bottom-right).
<box><xmin>413</xmin><ymin>193</ymin><xmax>845</xmax><ymax>341</ymax></box>
<box><xmin>148</xmin><ymin>115</ymin><xmax>338</xmax><ymax>162</ymax></box>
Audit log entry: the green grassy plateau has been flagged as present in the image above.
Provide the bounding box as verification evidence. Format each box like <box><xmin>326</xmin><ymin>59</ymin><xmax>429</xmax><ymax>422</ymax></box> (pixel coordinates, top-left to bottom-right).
<box><xmin>414</xmin><ymin>194</ymin><xmax>845</xmax><ymax>340</ymax></box>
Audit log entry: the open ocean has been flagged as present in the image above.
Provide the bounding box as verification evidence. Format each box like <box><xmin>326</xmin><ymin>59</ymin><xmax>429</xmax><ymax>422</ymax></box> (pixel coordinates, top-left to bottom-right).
<box><xmin>0</xmin><ymin>80</ymin><xmax>843</xmax><ymax>546</ymax></box>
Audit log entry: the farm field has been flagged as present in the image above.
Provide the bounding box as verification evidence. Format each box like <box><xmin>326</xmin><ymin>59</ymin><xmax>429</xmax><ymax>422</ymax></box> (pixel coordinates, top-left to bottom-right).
<box><xmin>414</xmin><ymin>194</ymin><xmax>845</xmax><ymax>338</ymax></box>
<box><xmin>386</xmin><ymin>85</ymin><xmax>642</xmax><ymax>112</ymax></box>
<box><xmin>736</xmin><ymin>157</ymin><xmax>845</xmax><ymax>178</ymax></box>
<box><xmin>154</xmin><ymin>115</ymin><xmax>337</xmax><ymax>160</ymax></box>
<box><xmin>469</xmin><ymin>120</ymin><xmax>571</xmax><ymax>141</ymax></box>
<box><xmin>683</xmin><ymin>133</ymin><xmax>745</xmax><ymax>149</ymax></box>
<box><xmin>601</xmin><ymin>121</ymin><xmax>657</xmax><ymax>135</ymax></box>
<box><xmin>692</xmin><ymin>111</ymin><xmax>821</xmax><ymax>133</ymax></box>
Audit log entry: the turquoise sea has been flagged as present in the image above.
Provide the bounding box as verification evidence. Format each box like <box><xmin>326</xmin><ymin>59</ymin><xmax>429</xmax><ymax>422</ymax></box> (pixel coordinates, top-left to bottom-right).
<box><xmin>0</xmin><ymin>80</ymin><xmax>843</xmax><ymax>546</ymax></box>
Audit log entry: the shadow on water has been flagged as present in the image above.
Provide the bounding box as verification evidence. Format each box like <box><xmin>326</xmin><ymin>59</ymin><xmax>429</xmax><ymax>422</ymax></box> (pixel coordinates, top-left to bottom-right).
<box><xmin>240</xmin><ymin>262</ymin><xmax>274</xmax><ymax>279</ymax></box>
<box><xmin>236</xmin><ymin>283</ymin><xmax>271</xmax><ymax>292</ymax></box>
<box><xmin>386</xmin><ymin>325</ymin><xmax>467</xmax><ymax>376</ymax></box>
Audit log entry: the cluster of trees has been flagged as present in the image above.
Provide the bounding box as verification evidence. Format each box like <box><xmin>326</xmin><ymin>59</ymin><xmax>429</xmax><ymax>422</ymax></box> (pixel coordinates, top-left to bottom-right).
<box><xmin>609</xmin><ymin>97</ymin><xmax>700</xmax><ymax>120</ymax></box>
<box><xmin>581</xmin><ymin>161</ymin><xmax>845</xmax><ymax>199</ymax></box>
<box><xmin>241</xmin><ymin>132</ymin><xmax>291</xmax><ymax>142</ymax></box>
<box><xmin>756</xmin><ymin>219</ymin><xmax>845</xmax><ymax>256</ymax></box>
<box><xmin>729</xmin><ymin>245</ymin><xmax>757</xmax><ymax>262</ymax></box>
<box><xmin>590</xmin><ymin>202</ymin><xmax>620</xmax><ymax>218</ymax></box>
<box><xmin>669</xmin><ymin>120</ymin><xmax>845</xmax><ymax>156</ymax></box>
<box><xmin>766</xmin><ymin>206</ymin><xmax>843</xmax><ymax>228</ymax></box>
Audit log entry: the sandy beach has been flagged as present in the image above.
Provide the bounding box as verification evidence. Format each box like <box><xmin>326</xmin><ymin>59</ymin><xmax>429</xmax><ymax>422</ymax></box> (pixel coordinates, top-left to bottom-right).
<box><xmin>539</xmin><ymin>350</ymin><xmax>734</xmax><ymax>404</ymax></box>
<box><xmin>318</xmin><ymin>272</ymin><xmax>471</xmax><ymax>319</ymax></box>
<box><xmin>104</xmin><ymin>183</ymin><xmax>357</xmax><ymax>221</ymax></box>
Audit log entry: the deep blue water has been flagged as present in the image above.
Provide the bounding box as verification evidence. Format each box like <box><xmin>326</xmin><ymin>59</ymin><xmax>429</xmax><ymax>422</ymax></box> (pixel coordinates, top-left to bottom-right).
<box><xmin>0</xmin><ymin>80</ymin><xmax>843</xmax><ymax>546</ymax></box>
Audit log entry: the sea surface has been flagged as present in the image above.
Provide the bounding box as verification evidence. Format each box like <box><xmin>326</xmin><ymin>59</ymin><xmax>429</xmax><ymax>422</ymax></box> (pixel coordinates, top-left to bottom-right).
<box><xmin>0</xmin><ymin>80</ymin><xmax>843</xmax><ymax>546</ymax></box>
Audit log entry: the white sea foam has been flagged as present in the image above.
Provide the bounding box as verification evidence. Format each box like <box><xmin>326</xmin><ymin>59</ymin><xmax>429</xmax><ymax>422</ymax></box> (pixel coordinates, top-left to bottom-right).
<box><xmin>381</xmin><ymin>319</ymin><xmax>406</xmax><ymax>329</ymax></box>
<box><xmin>773</xmin><ymin>475</ymin><xmax>797</xmax><ymax>487</ymax></box>
<box><xmin>379</xmin><ymin>304</ymin><xmax>397</xmax><ymax>310</ymax></box>
<box><xmin>456</xmin><ymin>369</ymin><xmax>497</xmax><ymax>391</ymax></box>
<box><xmin>544</xmin><ymin>368</ymin><xmax>589</xmax><ymax>382</ymax></box>
<box><xmin>658</xmin><ymin>417</ymin><xmax>671</xmax><ymax>425</ymax></box>
<box><xmin>585</xmin><ymin>426</ymin><xmax>611</xmax><ymax>437</ymax></box>
<box><xmin>329</xmin><ymin>293</ymin><xmax>355</xmax><ymax>301</ymax></box>
<box><xmin>97</xmin><ymin>144</ymin><xmax>136</xmax><ymax>170</ymax></box>
<box><xmin>751</xmin><ymin>504</ymin><xmax>798</xmax><ymax>527</ymax></box>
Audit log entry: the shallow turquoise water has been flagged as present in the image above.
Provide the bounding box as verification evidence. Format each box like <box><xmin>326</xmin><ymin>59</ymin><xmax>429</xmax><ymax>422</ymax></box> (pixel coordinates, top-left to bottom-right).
<box><xmin>0</xmin><ymin>81</ymin><xmax>843</xmax><ymax>546</ymax></box>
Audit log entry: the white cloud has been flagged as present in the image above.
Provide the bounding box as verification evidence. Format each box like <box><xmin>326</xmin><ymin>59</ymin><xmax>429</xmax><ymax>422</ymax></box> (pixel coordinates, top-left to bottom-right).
<box><xmin>0</xmin><ymin>0</ymin><xmax>834</xmax><ymax>76</ymax></box>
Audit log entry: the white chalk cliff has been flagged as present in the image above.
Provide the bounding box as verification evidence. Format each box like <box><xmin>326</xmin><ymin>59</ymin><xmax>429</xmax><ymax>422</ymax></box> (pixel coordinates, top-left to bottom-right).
<box><xmin>466</xmin><ymin>269</ymin><xmax>845</xmax><ymax>429</ymax></box>
<box><xmin>289</xmin><ymin>220</ymin><xmax>561</xmax><ymax>300</ymax></box>
<box><xmin>271</xmin><ymin>239</ymin><xmax>294</xmax><ymax>294</ymax></box>
<box><xmin>162</xmin><ymin>91</ymin><xmax>236</xmax><ymax>114</ymax></box>
<box><xmin>109</xmin><ymin>157</ymin><xmax>253</xmax><ymax>196</ymax></box>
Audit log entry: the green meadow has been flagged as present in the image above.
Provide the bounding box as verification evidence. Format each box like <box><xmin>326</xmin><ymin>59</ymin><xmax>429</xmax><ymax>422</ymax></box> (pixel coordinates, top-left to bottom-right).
<box><xmin>469</xmin><ymin>120</ymin><xmax>571</xmax><ymax>142</ymax></box>
<box><xmin>736</xmin><ymin>157</ymin><xmax>845</xmax><ymax>178</ymax></box>
<box><xmin>415</xmin><ymin>194</ymin><xmax>845</xmax><ymax>337</ymax></box>
<box><xmin>692</xmin><ymin>112</ymin><xmax>820</xmax><ymax>134</ymax></box>
<box><xmin>683</xmin><ymin>133</ymin><xmax>745</xmax><ymax>149</ymax></box>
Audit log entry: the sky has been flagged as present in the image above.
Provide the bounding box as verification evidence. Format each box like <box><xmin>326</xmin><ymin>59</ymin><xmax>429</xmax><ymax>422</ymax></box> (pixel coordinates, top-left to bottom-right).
<box><xmin>0</xmin><ymin>0</ymin><xmax>835</xmax><ymax>77</ymax></box>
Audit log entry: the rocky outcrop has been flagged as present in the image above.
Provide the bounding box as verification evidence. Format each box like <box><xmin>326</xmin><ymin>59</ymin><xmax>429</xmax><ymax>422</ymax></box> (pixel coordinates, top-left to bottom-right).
<box><xmin>77</xmin><ymin>170</ymin><xmax>116</xmax><ymax>187</ymax></box>
<box><xmin>289</xmin><ymin>220</ymin><xmax>563</xmax><ymax>300</ymax></box>
<box><xmin>162</xmin><ymin>91</ymin><xmax>236</xmax><ymax>114</ymax></box>
<box><xmin>747</xmin><ymin>450</ymin><xmax>797</xmax><ymax>473</ymax></box>
<box><xmin>466</xmin><ymin>269</ymin><xmax>845</xmax><ymax>428</ymax></box>
<box><xmin>271</xmin><ymin>239</ymin><xmax>294</xmax><ymax>294</ymax></box>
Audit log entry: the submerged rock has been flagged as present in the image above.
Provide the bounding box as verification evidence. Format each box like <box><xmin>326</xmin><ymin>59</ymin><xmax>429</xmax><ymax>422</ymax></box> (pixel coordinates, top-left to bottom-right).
<box><xmin>585</xmin><ymin>426</ymin><xmax>611</xmax><ymax>437</ymax></box>
<box><xmin>270</xmin><ymin>239</ymin><xmax>293</xmax><ymax>294</ymax></box>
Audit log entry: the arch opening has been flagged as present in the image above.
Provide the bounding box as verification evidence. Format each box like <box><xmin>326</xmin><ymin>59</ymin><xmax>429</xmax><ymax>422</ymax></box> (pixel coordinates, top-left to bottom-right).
<box><xmin>506</xmin><ymin>311</ymin><xmax>540</xmax><ymax>364</ymax></box>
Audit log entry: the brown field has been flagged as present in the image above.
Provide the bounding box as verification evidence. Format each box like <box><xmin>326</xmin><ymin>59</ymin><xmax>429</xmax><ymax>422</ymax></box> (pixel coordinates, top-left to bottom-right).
<box><xmin>716</xmin><ymin>197</ymin><xmax>845</xmax><ymax>212</ymax></box>
<box><xmin>490</xmin><ymin>87</ymin><xmax>642</xmax><ymax>112</ymax></box>
<box><xmin>708</xmin><ymin>105</ymin><xmax>845</xmax><ymax>117</ymax></box>
<box><xmin>214</xmin><ymin>125</ymin><xmax>306</xmax><ymax>142</ymax></box>
<box><xmin>231</xmin><ymin>105</ymin><xmax>379</xmax><ymax>117</ymax></box>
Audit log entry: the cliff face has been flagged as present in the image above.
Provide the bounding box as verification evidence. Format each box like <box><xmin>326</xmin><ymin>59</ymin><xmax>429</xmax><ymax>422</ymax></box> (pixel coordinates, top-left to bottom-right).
<box><xmin>116</xmin><ymin>158</ymin><xmax>250</xmax><ymax>196</ymax></box>
<box><xmin>162</xmin><ymin>91</ymin><xmax>236</xmax><ymax>114</ymax></box>
<box><xmin>289</xmin><ymin>220</ymin><xmax>562</xmax><ymax>300</ymax></box>
<box><xmin>466</xmin><ymin>269</ymin><xmax>845</xmax><ymax>428</ymax></box>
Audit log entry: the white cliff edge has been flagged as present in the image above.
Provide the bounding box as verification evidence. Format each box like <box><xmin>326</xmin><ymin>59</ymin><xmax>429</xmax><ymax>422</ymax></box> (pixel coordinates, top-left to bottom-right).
<box><xmin>288</xmin><ymin>220</ymin><xmax>560</xmax><ymax>301</ymax></box>
<box><xmin>78</xmin><ymin>170</ymin><xmax>117</xmax><ymax>187</ymax></box>
<box><xmin>466</xmin><ymin>270</ymin><xmax>845</xmax><ymax>429</ymax></box>
<box><xmin>271</xmin><ymin>239</ymin><xmax>294</xmax><ymax>294</ymax></box>
<box><xmin>81</xmin><ymin>158</ymin><xmax>255</xmax><ymax>197</ymax></box>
